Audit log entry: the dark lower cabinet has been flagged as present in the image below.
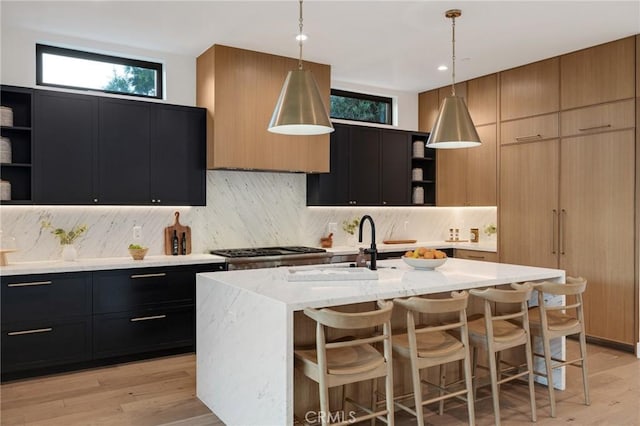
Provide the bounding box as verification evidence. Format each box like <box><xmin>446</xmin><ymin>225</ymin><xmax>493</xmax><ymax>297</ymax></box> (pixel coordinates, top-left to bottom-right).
<box><xmin>93</xmin><ymin>306</ymin><xmax>194</xmax><ymax>359</ymax></box>
<box><xmin>1</xmin><ymin>263</ymin><xmax>225</xmax><ymax>381</ymax></box>
<box><xmin>1</xmin><ymin>317</ymin><xmax>91</xmax><ymax>373</ymax></box>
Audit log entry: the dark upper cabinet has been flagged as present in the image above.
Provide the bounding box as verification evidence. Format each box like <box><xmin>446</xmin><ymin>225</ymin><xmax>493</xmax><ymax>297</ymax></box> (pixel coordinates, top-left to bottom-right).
<box><xmin>349</xmin><ymin>126</ymin><xmax>381</xmax><ymax>205</ymax></box>
<box><xmin>306</xmin><ymin>123</ymin><xmax>350</xmax><ymax>205</ymax></box>
<box><xmin>307</xmin><ymin>123</ymin><xmax>413</xmax><ymax>206</ymax></box>
<box><xmin>34</xmin><ymin>90</ymin><xmax>97</xmax><ymax>204</ymax></box>
<box><xmin>380</xmin><ymin>129</ymin><xmax>410</xmax><ymax>205</ymax></box>
<box><xmin>98</xmin><ymin>98</ymin><xmax>151</xmax><ymax>204</ymax></box>
<box><xmin>31</xmin><ymin>88</ymin><xmax>206</xmax><ymax>205</ymax></box>
<box><xmin>150</xmin><ymin>105</ymin><xmax>206</xmax><ymax>206</ymax></box>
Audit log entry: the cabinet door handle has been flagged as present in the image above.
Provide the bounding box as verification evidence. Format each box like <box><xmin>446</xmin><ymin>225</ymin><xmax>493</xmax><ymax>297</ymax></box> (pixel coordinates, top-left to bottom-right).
<box><xmin>8</xmin><ymin>327</ymin><xmax>53</xmax><ymax>336</ymax></box>
<box><xmin>578</xmin><ymin>124</ymin><xmax>611</xmax><ymax>132</ymax></box>
<box><xmin>560</xmin><ymin>209</ymin><xmax>567</xmax><ymax>255</ymax></box>
<box><xmin>130</xmin><ymin>314</ymin><xmax>167</xmax><ymax>322</ymax></box>
<box><xmin>130</xmin><ymin>273</ymin><xmax>166</xmax><ymax>279</ymax></box>
<box><xmin>552</xmin><ymin>209</ymin><xmax>557</xmax><ymax>254</ymax></box>
<box><xmin>7</xmin><ymin>280</ymin><xmax>52</xmax><ymax>288</ymax></box>
<box><xmin>515</xmin><ymin>134</ymin><xmax>542</xmax><ymax>142</ymax></box>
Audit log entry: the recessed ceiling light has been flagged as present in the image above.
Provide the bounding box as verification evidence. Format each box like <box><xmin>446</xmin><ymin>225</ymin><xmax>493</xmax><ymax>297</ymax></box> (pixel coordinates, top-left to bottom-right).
<box><xmin>295</xmin><ymin>34</ymin><xmax>308</xmax><ymax>41</ymax></box>
<box><xmin>437</xmin><ymin>65</ymin><xmax>448</xmax><ymax>71</ymax></box>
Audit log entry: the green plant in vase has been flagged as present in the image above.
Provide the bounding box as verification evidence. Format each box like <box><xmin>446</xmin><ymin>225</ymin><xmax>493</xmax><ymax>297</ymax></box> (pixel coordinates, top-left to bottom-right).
<box><xmin>41</xmin><ymin>221</ymin><xmax>88</xmax><ymax>261</ymax></box>
<box><xmin>342</xmin><ymin>217</ymin><xmax>360</xmax><ymax>246</ymax></box>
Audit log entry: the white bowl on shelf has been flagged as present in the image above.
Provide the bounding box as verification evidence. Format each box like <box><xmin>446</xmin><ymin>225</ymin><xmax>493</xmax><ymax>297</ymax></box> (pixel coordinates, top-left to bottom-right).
<box><xmin>401</xmin><ymin>256</ymin><xmax>447</xmax><ymax>270</ymax></box>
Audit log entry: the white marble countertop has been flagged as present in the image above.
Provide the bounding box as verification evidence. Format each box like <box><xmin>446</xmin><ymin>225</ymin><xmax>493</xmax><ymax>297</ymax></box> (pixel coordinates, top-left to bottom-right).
<box><xmin>0</xmin><ymin>253</ymin><xmax>226</xmax><ymax>276</ymax></box>
<box><xmin>326</xmin><ymin>240</ymin><xmax>497</xmax><ymax>256</ymax></box>
<box><xmin>197</xmin><ymin>257</ymin><xmax>562</xmax><ymax>311</ymax></box>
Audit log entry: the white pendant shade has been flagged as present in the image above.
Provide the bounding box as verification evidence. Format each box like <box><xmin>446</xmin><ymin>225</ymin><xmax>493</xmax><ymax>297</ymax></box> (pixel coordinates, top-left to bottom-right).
<box><xmin>426</xmin><ymin>95</ymin><xmax>481</xmax><ymax>148</ymax></box>
<box><xmin>268</xmin><ymin>69</ymin><xmax>334</xmax><ymax>135</ymax></box>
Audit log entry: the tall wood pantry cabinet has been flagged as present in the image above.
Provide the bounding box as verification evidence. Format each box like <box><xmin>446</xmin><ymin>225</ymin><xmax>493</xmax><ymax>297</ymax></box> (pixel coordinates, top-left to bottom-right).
<box><xmin>500</xmin><ymin>36</ymin><xmax>636</xmax><ymax>347</ymax></box>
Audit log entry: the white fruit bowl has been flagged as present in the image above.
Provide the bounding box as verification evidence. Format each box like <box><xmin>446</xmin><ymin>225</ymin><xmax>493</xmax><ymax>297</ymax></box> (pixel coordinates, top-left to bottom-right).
<box><xmin>401</xmin><ymin>256</ymin><xmax>447</xmax><ymax>270</ymax></box>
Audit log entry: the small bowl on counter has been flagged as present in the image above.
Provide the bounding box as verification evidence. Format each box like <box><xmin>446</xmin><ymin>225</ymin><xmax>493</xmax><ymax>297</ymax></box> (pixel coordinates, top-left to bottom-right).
<box><xmin>128</xmin><ymin>247</ymin><xmax>149</xmax><ymax>261</ymax></box>
<box><xmin>401</xmin><ymin>256</ymin><xmax>447</xmax><ymax>270</ymax></box>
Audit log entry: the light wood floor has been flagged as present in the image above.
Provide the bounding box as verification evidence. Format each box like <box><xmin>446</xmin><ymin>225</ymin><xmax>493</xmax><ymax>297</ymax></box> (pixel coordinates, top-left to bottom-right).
<box><xmin>1</xmin><ymin>341</ymin><xmax>638</xmax><ymax>425</ymax></box>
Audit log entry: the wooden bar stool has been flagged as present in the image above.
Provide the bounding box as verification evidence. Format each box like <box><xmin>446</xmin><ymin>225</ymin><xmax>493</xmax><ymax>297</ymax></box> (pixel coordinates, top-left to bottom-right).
<box><xmin>468</xmin><ymin>283</ymin><xmax>537</xmax><ymax>426</ymax></box>
<box><xmin>527</xmin><ymin>277</ymin><xmax>590</xmax><ymax>417</ymax></box>
<box><xmin>294</xmin><ymin>301</ymin><xmax>395</xmax><ymax>426</ymax></box>
<box><xmin>392</xmin><ymin>291</ymin><xmax>475</xmax><ymax>426</ymax></box>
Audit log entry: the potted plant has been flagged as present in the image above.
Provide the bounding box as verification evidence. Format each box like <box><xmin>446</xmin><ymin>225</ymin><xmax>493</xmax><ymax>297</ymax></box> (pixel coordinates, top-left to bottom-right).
<box><xmin>342</xmin><ymin>217</ymin><xmax>360</xmax><ymax>246</ymax></box>
<box><xmin>128</xmin><ymin>243</ymin><xmax>149</xmax><ymax>260</ymax></box>
<box><xmin>41</xmin><ymin>221</ymin><xmax>88</xmax><ymax>261</ymax></box>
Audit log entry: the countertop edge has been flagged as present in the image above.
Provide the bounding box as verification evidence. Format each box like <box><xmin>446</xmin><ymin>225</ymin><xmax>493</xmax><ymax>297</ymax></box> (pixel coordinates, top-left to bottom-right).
<box><xmin>0</xmin><ymin>254</ymin><xmax>226</xmax><ymax>276</ymax></box>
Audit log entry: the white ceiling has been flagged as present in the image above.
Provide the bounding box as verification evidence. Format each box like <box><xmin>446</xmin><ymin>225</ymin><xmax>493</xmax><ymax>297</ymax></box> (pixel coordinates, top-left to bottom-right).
<box><xmin>2</xmin><ymin>1</ymin><xmax>639</xmax><ymax>93</ymax></box>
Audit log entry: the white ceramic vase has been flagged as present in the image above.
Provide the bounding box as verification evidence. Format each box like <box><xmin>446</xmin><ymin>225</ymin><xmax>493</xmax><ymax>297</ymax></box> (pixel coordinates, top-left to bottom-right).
<box><xmin>61</xmin><ymin>244</ymin><xmax>78</xmax><ymax>261</ymax></box>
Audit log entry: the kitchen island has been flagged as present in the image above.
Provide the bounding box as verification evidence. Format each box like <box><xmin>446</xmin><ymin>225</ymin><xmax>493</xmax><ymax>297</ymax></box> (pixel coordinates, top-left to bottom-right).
<box><xmin>196</xmin><ymin>258</ymin><xmax>564</xmax><ymax>425</ymax></box>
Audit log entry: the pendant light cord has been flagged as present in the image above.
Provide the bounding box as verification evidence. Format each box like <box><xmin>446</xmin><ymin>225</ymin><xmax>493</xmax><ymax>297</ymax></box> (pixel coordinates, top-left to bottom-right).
<box><xmin>450</xmin><ymin>14</ymin><xmax>456</xmax><ymax>96</ymax></box>
<box><xmin>298</xmin><ymin>0</ymin><xmax>304</xmax><ymax>70</ymax></box>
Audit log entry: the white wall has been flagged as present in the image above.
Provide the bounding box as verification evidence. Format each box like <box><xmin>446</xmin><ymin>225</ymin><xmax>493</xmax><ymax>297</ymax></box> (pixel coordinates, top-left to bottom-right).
<box><xmin>1</xmin><ymin>26</ymin><xmax>196</xmax><ymax>106</ymax></box>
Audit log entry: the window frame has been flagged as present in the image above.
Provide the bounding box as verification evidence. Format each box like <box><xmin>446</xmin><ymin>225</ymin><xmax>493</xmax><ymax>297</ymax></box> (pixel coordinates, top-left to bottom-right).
<box><xmin>330</xmin><ymin>89</ymin><xmax>393</xmax><ymax>125</ymax></box>
<box><xmin>35</xmin><ymin>44</ymin><xmax>164</xmax><ymax>99</ymax></box>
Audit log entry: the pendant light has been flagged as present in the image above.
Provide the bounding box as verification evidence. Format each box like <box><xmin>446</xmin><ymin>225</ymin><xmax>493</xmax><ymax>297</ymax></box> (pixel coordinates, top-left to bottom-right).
<box><xmin>426</xmin><ymin>9</ymin><xmax>481</xmax><ymax>149</ymax></box>
<box><xmin>268</xmin><ymin>0</ymin><xmax>334</xmax><ymax>135</ymax></box>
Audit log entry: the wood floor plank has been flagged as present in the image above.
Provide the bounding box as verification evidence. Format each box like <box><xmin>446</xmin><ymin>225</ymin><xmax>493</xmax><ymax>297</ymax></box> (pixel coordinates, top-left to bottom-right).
<box><xmin>1</xmin><ymin>343</ymin><xmax>638</xmax><ymax>426</ymax></box>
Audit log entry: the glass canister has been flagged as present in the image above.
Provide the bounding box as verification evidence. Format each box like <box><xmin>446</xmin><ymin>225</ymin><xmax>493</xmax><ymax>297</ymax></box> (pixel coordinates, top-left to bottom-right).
<box><xmin>0</xmin><ymin>180</ymin><xmax>11</xmax><ymax>201</ymax></box>
<box><xmin>412</xmin><ymin>186</ymin><xmax>424</xmax><ymax>204</ymax></box>
<box><xmin>412</xmin><ymin>168</ymin><xmax>423</xmax><ymax>181</ymax></box>
<box><xmin>412</xmin><ymin>140</ymin><xmax>424</xmax><ymax>158</ymax></box>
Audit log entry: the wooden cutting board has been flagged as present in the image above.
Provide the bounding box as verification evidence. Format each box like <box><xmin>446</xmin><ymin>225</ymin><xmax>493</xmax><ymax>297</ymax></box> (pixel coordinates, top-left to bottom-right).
<box><xmin>382</xmin><ymin>239</ymin><xmax>417</xmax><ymax>244</ymax></box>
<box><xmin>164</xmin><ymin>211</ymin><xmax>192</xmax><ymax>255</ymax></box>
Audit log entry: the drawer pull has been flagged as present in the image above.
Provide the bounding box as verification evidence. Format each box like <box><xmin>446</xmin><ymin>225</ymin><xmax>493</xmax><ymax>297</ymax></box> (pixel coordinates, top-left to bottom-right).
<box><xmin>515</xmin><ymin>134</ymin><xmax>542</xmax><ymax>142</ymax></box>
<box><xmin>130</xmin><ymin>314</ymin><xmax>167</xmax><ymax>322</ymax></box>
<box><xmin>7</xmin><ymin>280</ymin><xmax>53</xmax><ymax>288</ymax></box>
<box><xmin>578</xmin><ymin>124</ymin><xmax>611</xmax><ymax>132</ymax></box>
<box><xmin>130</xmin><ymin>273</ymin><xmax>167</xmax><ymax>279</ymax></box>
<box><xmin>466</xmin><ymin>255</ymin><xmax>485</xmax><ymax>260</ymax></box>
<box><xmin>8</xmin><ymin>327</ymin><xmax>53</xmax><ymax>336</ymax></box>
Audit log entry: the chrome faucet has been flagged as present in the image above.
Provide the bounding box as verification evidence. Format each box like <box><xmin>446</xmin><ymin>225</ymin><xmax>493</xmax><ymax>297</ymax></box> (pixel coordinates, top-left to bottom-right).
<box><xmin>358</xmin><ymin>215</ymin><xmax>377</xmax><ymax>270</ymax></box>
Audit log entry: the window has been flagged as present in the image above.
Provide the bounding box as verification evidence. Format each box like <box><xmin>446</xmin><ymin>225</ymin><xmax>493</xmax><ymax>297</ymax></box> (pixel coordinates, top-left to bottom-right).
<box><xmin>36</xmin><ymin>44</ymin><xmax>163</xmax><ymax>99</ymax></box>
<box><xmin>330</xmin><ymin>89</ymin><xmax>392</xmax><ymax>125</ymax></box>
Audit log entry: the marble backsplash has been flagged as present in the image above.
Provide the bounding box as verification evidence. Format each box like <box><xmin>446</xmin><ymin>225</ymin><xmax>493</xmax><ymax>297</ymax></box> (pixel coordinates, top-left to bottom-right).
<box><xmin>0</xmin><ymin>171</ymin><xmax>496</xmax><ymax>262</ymax></box>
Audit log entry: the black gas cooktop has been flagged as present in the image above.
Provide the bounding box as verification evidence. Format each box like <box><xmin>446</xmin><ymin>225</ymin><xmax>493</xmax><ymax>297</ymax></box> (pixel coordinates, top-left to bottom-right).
<box><xmin>210</xmin><ymin>246</ymin><xmax>326</xmax><ymax>258</ymax></box>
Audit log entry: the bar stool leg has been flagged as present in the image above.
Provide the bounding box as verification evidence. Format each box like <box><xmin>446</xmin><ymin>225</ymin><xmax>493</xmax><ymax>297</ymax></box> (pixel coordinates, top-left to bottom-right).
<box><xmin>542</xmin><ymin>333</ymin><xmax>557</xmax><ymax>417</ymax></box>
<box><xmin>318</xmin><ymin>377</ymin><xmax>330</xmax><ymax>426</ymax></box>
<box><xmin>525</xmin><ymin>334</ymin><xmax>538</xmax><ymax>422</ymax></box>
<box><xmin>579</xmin><ymin>331</ymin><xmax>591</xmax><ymax>406</ymax></box>
<box><xmin>487</xmin><ymin>348</ymin><xmax>502</xmax><ymax>426</ymax></box>
<box><xmin>438</xmin><ymin>363</ymin><xmax>446</xmax><ymax>415</ymax></box>
<box><xmin>410</xmin><ymin>356</ymin><xmax>425</xmax><ymax>426</ymax></box>
<box><xmin>370</xmin><ymin>379</ymin><xmax>377</xmax><ymax>426</ymax></box>
<box><xmin>463</xmin><ymin>350</ymin><xmax>476</xmax><ymax>425</ymax></box>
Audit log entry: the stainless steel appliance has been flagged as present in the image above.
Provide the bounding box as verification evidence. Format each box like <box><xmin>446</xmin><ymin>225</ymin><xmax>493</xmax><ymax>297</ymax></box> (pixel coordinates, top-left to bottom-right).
<box><xmin>209</xmin><ymin>246</ymin><xmax>332</xmax><ymax>270</ymax></box>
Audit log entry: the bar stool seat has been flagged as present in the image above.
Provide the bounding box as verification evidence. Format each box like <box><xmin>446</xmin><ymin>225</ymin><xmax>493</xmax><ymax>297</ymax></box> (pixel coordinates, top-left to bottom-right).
<box><xmin>528</xmin><ymin>307</ymin><xmax>581</xmax><ymax>332</ymax></box>
<box><xmin>295</xmin><ymin>344</ymin><xmax>385</xmax><ymax>377</ymax></box>
<box><xmin>294</xmin><ymin>300</ymin><xmax>395</xmax><ymax>425</ymax></box>
<box><xmin>392</xmin><ymin>331</ymin><xmax>463</xmax><ymax>358</ymax></box>
<box><xmin>468</xmin><ymin>318</ymin><xmax>525</xmax><ymax>343</ymax></box>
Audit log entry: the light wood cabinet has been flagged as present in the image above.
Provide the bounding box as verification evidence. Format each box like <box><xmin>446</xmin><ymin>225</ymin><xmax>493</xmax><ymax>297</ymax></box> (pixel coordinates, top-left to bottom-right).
<box><xmin>500</xmin><ymin>129</ymin><xmax>636</xmax><ymax>346</ymax></box>
<box><xmin>500</xmin><ymin>58</ymin><xmax>559</xmax><ymax>121</ymax></box>
<box><xmin>196</xmin><ymin>44</ymin><xmax>330</xmax><ymax>172</ymax></box>
<box><xmin>561</xmin><ymin>37</ymin><xmax>635</xmax><ymax>110</ymax></box>
<box><xmin>454</xmin><ymin>249</ymin><xmax>498</xmax><ymax>262</ymax></box>
<box><xmin>558</xmin><ymin>130</ymin><xmax>635</xmax><ymax>345</ymax></box>
<box><xmin>560</xmin><ymin>99</ymin><xmax>634</xmax><ymax>137</ymax></box>
<box><xmin>499</xmin><ymin>140</ymin><xmax>560</xmax><ymax>269</ymax></box>
<box><xmin>419</xmin><ymin>81</ymin><xmax>496</xmax><ymax>206</ymax></box>
<box><xmin>418</xmin><ymin>89</ymin><xmax>439</xmax><ymax>133</ymax></box>
<box><xmin>500</xmin><ymin>113</ymin><xmax>559</xmax><ymax>145</ymax></box>
<box><xmin>467</xmin><ymin>74</ymin><xmax>497</xmax><ymax>126</ymax></box>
